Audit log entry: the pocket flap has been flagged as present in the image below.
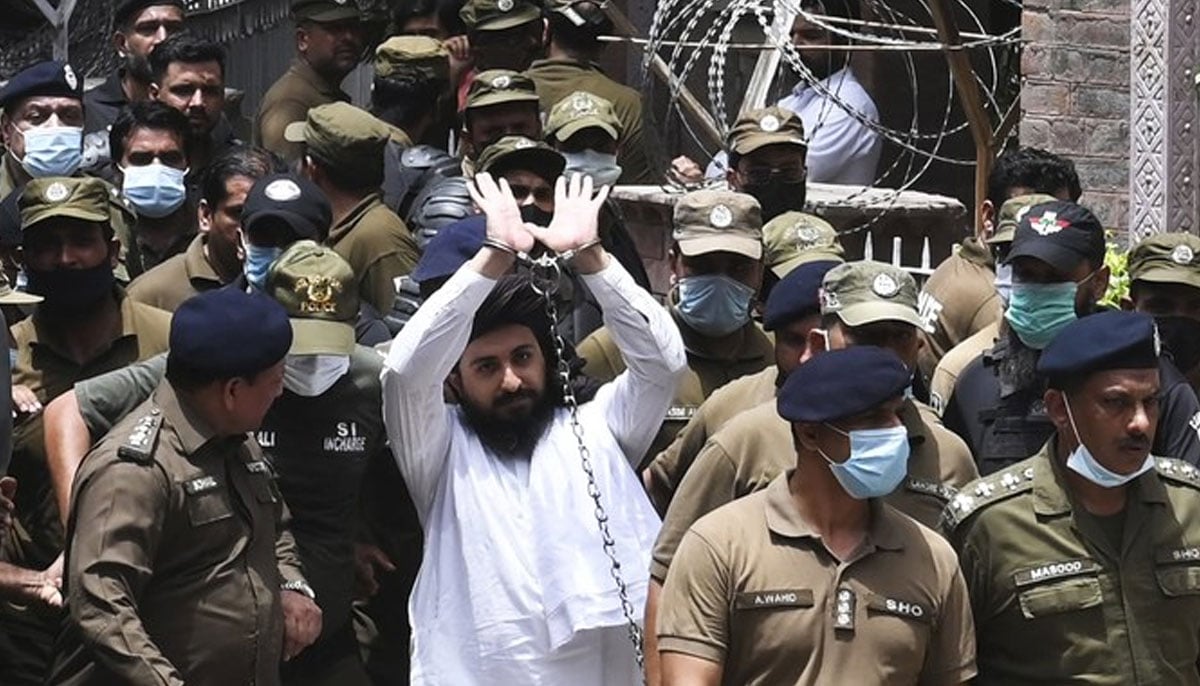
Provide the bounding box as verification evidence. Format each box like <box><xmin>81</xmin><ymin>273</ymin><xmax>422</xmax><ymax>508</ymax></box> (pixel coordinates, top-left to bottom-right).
<box><xmin>1156</xmin><ymin>565</ymin><xmax>1200</xmax><ymax>597</ymax></box>
<box><xmin>1017</xmin><ymin>576</ymin><xmax>1103</xmax><ymax>619</ymax></box>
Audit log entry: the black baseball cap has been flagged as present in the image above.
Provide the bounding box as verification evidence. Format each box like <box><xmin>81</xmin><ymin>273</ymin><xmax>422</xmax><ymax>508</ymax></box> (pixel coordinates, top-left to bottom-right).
<box><xmin>1004</xmin><ymin>200</ymin><xmax>1106</xmax><ymax>273</ymax></box>
<box><xmin>242</xmin><ymin>173</ymin><xmax>332</xmax><ymax>242</ymax></box>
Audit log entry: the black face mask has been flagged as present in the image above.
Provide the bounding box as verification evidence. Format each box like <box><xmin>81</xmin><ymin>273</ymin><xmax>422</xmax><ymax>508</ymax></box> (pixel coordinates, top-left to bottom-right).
<box><xmin>743</xmin><ymin>180</ymin><xmax>807</xmax><ymax>221</ymax></box>
<box><xmin>25</xmin><ymin>262</ymin><xmax>115</xmax><ymax>313</ymax></box>
<box><xmin>1156</xmin><ymin>315</ymin><xmax>1200</xmax><ymax>374</ymax></box>
<box><xmin>519</xmin><ymin>204</ymin><xmax>553</xmax><ymax>228</ymax></box>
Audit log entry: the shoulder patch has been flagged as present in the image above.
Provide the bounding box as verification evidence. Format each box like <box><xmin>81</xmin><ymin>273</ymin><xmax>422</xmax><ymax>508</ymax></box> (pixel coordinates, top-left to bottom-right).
<box><xmin>117</xmin><ymin>411</ymin><xmax>163</xmax><ymax>464</ymax></box>
<box><xmin>941</xmin><ymin>465</ymin><xmax>1035</xmax><ymax>530</ymax></box>
<box><xmin>904</xmin><ymin>476</ymin><xmax>957</xmax><ymax>502</ymax></box>
<box><xmin>1154</xmin><ymin>457</ymin><xmax>1200</xmax><ymax>488</ymax></box>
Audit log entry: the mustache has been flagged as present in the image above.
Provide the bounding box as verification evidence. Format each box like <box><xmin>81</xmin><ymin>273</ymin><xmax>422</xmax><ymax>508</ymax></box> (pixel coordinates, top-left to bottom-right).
<box><xmin>1119</xmin><ymin>435</ymin><xmax>1151</xmax><ymax>451</ymax></box>
<box><xmin>495</xmin><ymin>389</ymin><xmax>538</xmax><ymax>407</ymax></box>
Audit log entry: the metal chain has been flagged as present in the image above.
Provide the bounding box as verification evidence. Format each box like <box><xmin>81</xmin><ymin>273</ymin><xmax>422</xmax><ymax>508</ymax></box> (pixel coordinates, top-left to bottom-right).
<box><xmin>527</xmin><ymin>255</ymin><xmax>647</xmax><ymax>674</ymax></box>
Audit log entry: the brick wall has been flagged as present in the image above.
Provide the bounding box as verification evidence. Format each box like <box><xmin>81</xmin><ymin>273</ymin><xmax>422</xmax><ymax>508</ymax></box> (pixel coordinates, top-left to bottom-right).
<box><xmin>1020</xmin><ymin>0</ymin><xmax>1130</xmax><ymax>232</ymax></box>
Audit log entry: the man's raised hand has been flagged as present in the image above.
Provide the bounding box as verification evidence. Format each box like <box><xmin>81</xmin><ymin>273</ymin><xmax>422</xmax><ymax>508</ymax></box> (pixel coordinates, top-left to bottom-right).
<box><xmin>525</xmin><ymin>173</ymin><xmax>610</xmax><ymax>254</ymax></box>
<box><xmin>466</xmin><ymin>173</ymin><xmax>535</xmax><ymax>255</ymax></box>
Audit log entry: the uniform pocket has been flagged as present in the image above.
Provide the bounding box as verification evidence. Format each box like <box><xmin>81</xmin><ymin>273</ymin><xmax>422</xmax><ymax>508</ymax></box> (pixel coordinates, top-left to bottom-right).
<box><xmin>1156</xmin><ymin>566</ymin><xmax>1200</xmax><ymax>597</ymax></box>
<box><xmin>185</xmin><ymin>488</ymin><xmax>234</xmax><ymax>526</ymax></box>
<box><xmin>1017</xmin><ymin>576</ymin><xmax>1103</xmax><ymax>619</ymax></box>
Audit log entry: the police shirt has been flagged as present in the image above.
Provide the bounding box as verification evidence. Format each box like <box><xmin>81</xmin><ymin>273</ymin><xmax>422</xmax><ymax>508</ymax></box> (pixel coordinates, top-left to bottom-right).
<box><xmin>326</xmin><ymin>193</ymin><xmax>420</xmax><ymax>315</ymax></box>
<box><xmin>256</xmin><ymin>59</ymin><xmax>351</xmax><ymax>162</ymax></box>
<box><xmin>943</xmin><ymin>441</ymin><xmax>1200</xmax><ymax>685</ymax></box>
<box><xmin>658</xmin><ymin>471</ymin><xmax>977</xmax><ymax>685</ymax></box>
<box><xmin>126</xmin><ymin>234</ymin><xmax>224</xmax><ymax>311</ymax></box>
<box><xmin>650</xmin><ymin>397</ymin><xmax>978</xmax><ymax>583</ymax></box>
<box><xmin>917</xmin><ymin>237</ymin><xmax>1002</xmax><ymax>383</ymax></box>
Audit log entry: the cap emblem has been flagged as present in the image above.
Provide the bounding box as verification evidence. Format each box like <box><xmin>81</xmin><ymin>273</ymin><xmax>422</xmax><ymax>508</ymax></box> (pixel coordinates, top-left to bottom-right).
<box><xmin>571</xmin><ymin>93</ymin><xmax>597</xmax><ymax>115</ymax></box>
<box><xmin>498</xmin><ymin>0</ymin><xmax>514</xmax><ymax>11</ymax></box>
<box><xmin>45</xmin><ymin>182</ymin><xmax>69</xmax><ymax>203</ymax></box>
<box><xmin>796</xmin><ymin>225</ymin><xmax>820</xmax><ymax>245</ymax></box>
<box><xmin>1172</xmin><ymin>245</ymin><xmax>1194</xmax><ymax>265</ymax></box>
<box><xmin>63</xmin><ymin>65</ymin><xmax>77</xmax><ymax>91</ymax></box>
<box><xmin>758</xmin><ymin>114</ymin><xmax>781</xmax><ymax>133</ymax></box>
<box><xmin>295</xmin><ymin>275</ymin><xmax>342</xmax><ymax>314</ymax></box>
<box><xmin>819</xmin><ymin>287</ymin><xmax>840</xmax><ymax>311</ymax></box>
<box><xmin>1030</xmin><ymin>211</ymin><xmax>1069</xmax><ymax>236</ymax></box>
<box><xmin>710</xmin><ymin>204</ymin><xmax>733</xmax><ymax>228</ymax></box>
<box><xmin>265</xmin><ymin>179</ymin><xmax>302</xmax><ymax>202</ymax></box>
<box><xmin>872</xmin><ymin>273</ymin><xmax>900</xmax><ymax>297</ymax></box>
<box><xmin>491</xmin><ymin>74</ymin><xmax>512</xmax><ymax>89</ymax></box>
<box><xmin>513</xmin><ymin>137</ymin><xmax>535</xmax><ymax>149</ymax></box>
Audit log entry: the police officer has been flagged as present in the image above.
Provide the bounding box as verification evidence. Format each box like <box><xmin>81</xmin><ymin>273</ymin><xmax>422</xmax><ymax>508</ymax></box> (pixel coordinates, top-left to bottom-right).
<box><xmin>943</xmin><ymin>200</ymin><xmax>1200</xmax><ymax>473</ymax></box>
<box><xmin>49</xmin><ymin>287</ymin><xmax>319</xmax><ymax>685</ymax></box>
<box><xmin>657</xmin><ymin>346</ymin><xmax>976</xmax><ymax>685</ymax></box>
<box><xmin>759</xmin><ymin>209</ymin><xmax>843</xmax><ymax>301</ymax></box>
<box><xmin>918</xmin><ymin>147</ymin><xmax>1081</xmax><ymax>385</ymax></box>
<box><xmin>373</xmin><ymin>36</ymin><xmax>459</xmax><ymax>216</ymax></box>
<box><xmin>528</xmin><ymin>0</ymin><xmax>657</xmax><ymax>184</ymax></box>
<box><xmin>2</xmin><ymin>176</ymin><xmax>170</xmax><ymax>686</ymax></box>
<box><xmin>1125</xmin><ymin>232</ymin><xmax>1200</xmax><ymax>391</ymax></box>
<box><xmin>460</xmin><ymin>69</ymin><xmax>543</xmax><ymax>174</ymax></box>
<box><xmin>82</xmin><ymin>0</ymin><xmax>186</xmax><ymax>140</ymax></box>
<box><xmin>257</xmin><ymin>0</ymin><xmax>366</xmax><ymax>161</ymax></box>
<box><xmin>944</xmin><ymin>310</ymin><xmax>1200</xmax><ymax>684</ymax></box>
<box><xmin>643</xmin><ymin>260</ymin><xmax>978</xmax><ymax>684</ymax></box>
<box><xmin>284</xmin><ymin>102</ymin><xmax>420</xmax><ymax>315</ymax></box>
<box><xmin>722</xmin><ymin>107</ymin><xmax>811</xmax><ymax>222</ymax></box>
<box><xmin>928</xmin><ymin>192</ymin><xmax>1057</xmax><ymax>413</ymax></box>
<box><xmin>577</xmin><ymin>189</ymin><xmax>774</xmax><ymax>462</ymax></box>
<box><xmin>459</xmin><ymin>0</ymin><xmax>544</xmax><ymax>73</ymax></box>
<box><xmin>0</xmin><ymin>60</ymin><xmax>86</xmax><ymax>198</ymax></box>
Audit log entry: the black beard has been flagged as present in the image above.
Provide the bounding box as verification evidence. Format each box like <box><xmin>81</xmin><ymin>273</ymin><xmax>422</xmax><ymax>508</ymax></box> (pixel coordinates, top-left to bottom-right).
<box><xmin>459</xmin><ymin>389</ymin><xmax>556</xmax><ymax>458</ymax></box>
<box><xmin>125</xmin><ymin>53</ymin><xmax>153</xmax><ymax>83</ymax></box>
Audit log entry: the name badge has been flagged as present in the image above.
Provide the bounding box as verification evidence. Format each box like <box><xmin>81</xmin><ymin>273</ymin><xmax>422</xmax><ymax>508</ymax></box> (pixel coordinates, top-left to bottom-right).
<box><xmin>1013</xmin><ymin>558</ymin><xmax>1100</xmax><ymax>587</ymax></box>
<box><xmin>184</xmin><ymin>476</ymin><xmax>218</xmax><ymax>495</ymax></box>
<box><xmin>904</xmin><ymin>477</ymin><xmax>954</xmax><ymax>501</ymax></box>
<box><xmin>734</xmin><ymin>589</ymin><xmax>813</xmax><ymax>610</ymax></box>
<box><xmin>867</xmin><ymin>595</ymin><xmax>931</xmax><ymax>623</ymax></box>
<box><xmin>1157</xmin><ymin>546</ymin><xmax>1200</xmax><ymax>564</ymax></box>
<box><xmin>665</xmin><ymin>406</ymin><xmax>697</xmax><ymax>421</ymax></box>
<box><xmin>245</xmin><ymin>460</ymin><xmax>270</xmax><ymax>474</ymax></box>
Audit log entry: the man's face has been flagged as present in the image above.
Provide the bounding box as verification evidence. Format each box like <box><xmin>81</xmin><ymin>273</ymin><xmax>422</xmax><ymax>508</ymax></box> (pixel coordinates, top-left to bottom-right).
<box><xmin>20</xmin><ymin>219</ymin><xmax>117</xmax><ymax>273</ymax></box>
<box><xmin>1049</xmin><ymin>368</ymin><xmax>1159</xmax><ymax>477</ymax></box>
<box><xmin>790</xmin><ymin>13</ymin><xmax>835</xmax><ymax>79</ymax></box>
<box><xmin>501</xmin><ymin>169</ymin><xmax>555</xmax><ymax>215</ymax></box>
<box><xmin>729</xmin><ymin>144</ymin><xmax>807</xmax><ymax>191</ymax></box>
<box><xmin>822</xmin><ymin>319</ymin><xmax>920</xmax><ymax>369</ymax></box>
<box><xmin>774</xmin><ymin>313</ymin><xmax>821</xmax><ymax>378</ymax></box>
<box><xmin>119</xmin><ymin>125</ymin><xmax>188</xmax><ymax>174</ymax></box>
<box><xmin>116</xmin><ymin>5</ymin><xmax>186</xmax><ymax>79</ymax></box>
<box><xmin>1131</xmin><ymin>281</ymin><xmax>1200</xmax><ymax>321</ymax></box>
<box><xmin>557</xmin><ymin>130</ymin><xmax>618</xmax><ymax>155</ymax></box>
<box><xmin>455</xmin><ymin>323</ymin><xmax>548</xmax><ymax>421</ymax></box>
<box><xmin>243</xmin><ymin>217</ymin><xmax>302</xmax><ymax>250</ymax></box>
<box><xmin>470</xmin><ymin>22</ymin><xmax>544</xmax><ymax>72</ymax></box>
<box><xmin>671</xmin><ymin>250</ymin><xmax>763</xmax><ymax>292</ymax></box>
<box><xmin>795</xmin><ymin>396</ymin><xmax>905</xmax><ymax>463</ymax></box>
<box><xmin>400</xmin><ymin>15</ymin><xmax>444</xmax><ymax>38</ymax></box>
<box><xmin>1</xmin><ymin>96</ymin><xmax>85</xmax><ymax>159</ymax></box>
<box><xmin>199</xmin><ymin>174</ymin><xmax>254</xmax><ymax>274</ymax></box>
<box><xmin>297</xmin><ymin>19</ymin><xmax>366</xmax><ymax>78</ymax></box>
<box><xmin>465</xmin><ymin>102</ymin><xmax>541</xmax><ymax>158</ymax></box>
<box><xmin>151</xmin><ymin>60</ymin><xmax>225</xmax><ymax>136</ymax></box>
<box><xmin>1011</xmin><ymin>255</ymin><xmax>1108</xmax><ymax>317</ymax></box>
<box><xmin>226</xmin><ymin>361</ymin><xmax>286</xmax><ymax>432</ymax></box>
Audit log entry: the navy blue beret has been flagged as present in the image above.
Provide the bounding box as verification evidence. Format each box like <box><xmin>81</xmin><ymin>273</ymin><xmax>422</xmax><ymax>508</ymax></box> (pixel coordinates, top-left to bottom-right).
<box><xmin>115</xmin><ymin>0</ymin><xmax>185</xmax><ymax>25</ymax></box>
<box><xmin>0</xmin><ymin>61</ymin><xmax>83</xmax><ymax>109</ymax></box>
<box><xmin>169</xmin><ymin>288</ymin><xmax>292</xmax><ymax>378</ymax></box>
<box><xmin>242</xmin><ymin>173</ymin><xmax>332</xmax><ymax>242</ymax></box>
<box><xmin>778</xmin><ymin>346</ymin><xmax>910</xmax><ymax>423</ymax></box>
<box><xmin>413</xmin><ymin>215</ymin><xmax>485</xmax><ymax>285</ymax></box>
<box><xmin>1038</xmin><ymin>310</ymin><xmax>1159</xmax><ymax>388</ymax></box>
<box><xmin>763</xmin><ymin>260</ymin><xmax>840</xmax><ymax>331</ymax></box>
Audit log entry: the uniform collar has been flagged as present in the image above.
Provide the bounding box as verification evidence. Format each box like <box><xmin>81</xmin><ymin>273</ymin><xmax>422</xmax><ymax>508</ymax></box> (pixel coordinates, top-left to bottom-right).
<box><xmin>1031</xmin><ymin>439</ymin><xmax>1168</xmax><ymax>517</ymax></box>
<box><xmin>92</xmin><ymin>71</ymin><xmax>128</xmax><ymax>107</ymax></box>
<box><xmin>764</xmin><ymin>470</ymin><xmax>906</xmax><ymax>552</ymax></box>
<box><xmin>327</xmin><ymin>192</ymin><xmax>383</xmax><ymax>245</ymax></box>
<box><xmin>528</xmin><ymin>57</ymin><xmax>604</xmax><ymax>73</ymax></box>
<box><xmin>898</xmin><ymin>398</ymin><xmax>929</xmax><ymax>448</ymax></box>
<box><xmin>291</xmin><ymin>58</ymin><xmax>349</xmax><ymax>101</ymax></box>
<box><xmin>957</xmin><ymin>236</ymin><xmax>994</xmax><ymax>268</ymax></box>
<box><xmin>154</xmin><ymin>377</ymin><xmax>246</xmax><ymax>457</ymax></box>
<box><xmin>184</xmin><ymin>234</ymin><xmax>222</xmax><ymax>286</ymax></box>
<box><xmin>28</xmin><ymin>287</ymin><xmax>138</xmax><ymax>355</ymax></box>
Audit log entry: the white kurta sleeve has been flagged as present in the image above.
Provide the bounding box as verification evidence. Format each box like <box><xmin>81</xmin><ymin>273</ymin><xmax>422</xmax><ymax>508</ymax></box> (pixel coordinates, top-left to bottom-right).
<box><xmin>381</xmin><ymin>265</ymin><xmax>496</xmax><ymax>511</ymax></box>
<box><xmin>579</xmin><ymin>258</ymin><xmax>687</xmax><ymax>464</ymax></box>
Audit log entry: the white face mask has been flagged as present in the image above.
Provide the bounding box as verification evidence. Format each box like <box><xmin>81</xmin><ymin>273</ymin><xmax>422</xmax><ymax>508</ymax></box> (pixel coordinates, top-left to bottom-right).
<box><xmin>1063</xmin><ymin>395</ymin><xmax>1154</xmax><ymax>488</ymax></box>
<box><xmin>562</xmin><ymin>149</ymin><xmax>623</xmax><ymax>187</ymax></box>
<box><xmin>283</xmin><ymin>354</ymin><xmax>350</xmax><ymax>397</ymax></box>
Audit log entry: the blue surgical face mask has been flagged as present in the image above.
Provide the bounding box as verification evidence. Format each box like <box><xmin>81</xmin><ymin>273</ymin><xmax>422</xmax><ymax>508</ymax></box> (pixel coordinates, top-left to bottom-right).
<box><xmin>121</xmin><ymin>162</ymin><xmax>187</xmax><ymax>218</ymax></box>
<box><xmin>20</xmin><ymin>125</ymin><xmax>83</xmax><ymax>177</ymax></box>
<box><xmin>676</xmin><ymin>274</ymin><xmax>756</xmax><ymax>337</ymax></box>
<box><xmin>562</xmin><ymin>150</ymin><xmax>623</xmax><ymax>187</ymax></box>
<box><xmin>994</xmin><ymin>262</ymin><xmax>1013</xmax><ymax>307</ymax></box>
<box><xmin>1063</xmin><ymin>396</ymin><xmax>1153</xmax><ymax>488</ymax></box>
<box><xmin>818</xmin><ymin>423</ymin><xmax>911</xmax><ymax>499</ymax></box>
<box><xmin>243</xmin><ymin>242</ymin><xmax>283</xmax><ymax>291</ymax></box>
<box><xmin>1004</xmin><ymin>280</ymin><xmax>1078</xmax><ymax>350</ymax></box>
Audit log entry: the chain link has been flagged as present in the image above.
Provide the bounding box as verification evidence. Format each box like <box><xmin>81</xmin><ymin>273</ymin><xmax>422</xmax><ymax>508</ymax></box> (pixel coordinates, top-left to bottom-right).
<box><xmin>528</xmin><ymin>254</ymin><xmax>647</xmax><ymax>675</ymax></box>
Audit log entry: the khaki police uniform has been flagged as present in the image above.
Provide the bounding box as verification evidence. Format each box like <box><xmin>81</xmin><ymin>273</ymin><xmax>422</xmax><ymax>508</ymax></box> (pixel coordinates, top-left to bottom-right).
<box><xmin>658</xmin><ymin>471</ymin><xmax>976</xmax><ymax>685</ymax></box>
<box><xmin>929</xmin><ymin>319</ymin><xmax>1000</xmax><ymax>415</ymax></box>
<box><xmin>256</xmin><ymin>57</ymin><xmax>352</xmax><ymax>162</ymax></box>
<box><xmin>126</xmin><ymin>234</ymin><xmax>224</xmax><ymax>311</ymax></box>
<box><xmin>651</xmin><ymin>396</ymin><xmax>977</xmax><ymax>582</ymax></box>
<box><xmin>944</xmin><ymin>443</ymin><xmax>1200</xmax><ymax>685</ymax></box>
<box><xmin>283</xmin><ymin>103</ymin><xmax>420</xmax><ymax>314</ymax></box>
<box><xmin>49</xmin><ymin>380</ymin><xmax>306</xmax><ymax>686</ymax></box>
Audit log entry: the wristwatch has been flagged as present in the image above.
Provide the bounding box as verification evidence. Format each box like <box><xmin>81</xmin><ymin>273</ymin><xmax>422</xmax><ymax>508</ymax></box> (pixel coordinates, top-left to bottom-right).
<box><xmin>282</xmin><ymin>579</ymin><xmax>316</xmax><ymax>601</ymax></box>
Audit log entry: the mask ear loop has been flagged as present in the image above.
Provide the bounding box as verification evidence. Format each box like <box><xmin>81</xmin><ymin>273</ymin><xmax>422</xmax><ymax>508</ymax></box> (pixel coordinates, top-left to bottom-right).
<box><xmin>1061</xmin><ymin>394</ymin><xmax>1089</xmax><ymax>455</ymax></box>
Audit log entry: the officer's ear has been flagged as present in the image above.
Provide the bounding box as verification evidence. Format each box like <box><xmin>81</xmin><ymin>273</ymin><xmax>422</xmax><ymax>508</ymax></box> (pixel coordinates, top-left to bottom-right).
<box><xmin>1044</xmin><ymin>388</ymin><xmax>1071</xmax><ymax>433</ymax></box>
<box><xmin>0</xmin><ymin>113</ymin><xmax>13</xmax><ymax>149</ymax></box>
<box><xmin>977</xmin><ymin>199</ymin><xmax>996</xmax><ymax>242</ymax></box>
<box><xmin>113</xmin><ymin>29</ymin><xmax>130</xmax><ymax>59</ymax></box>
<box><xmin>148</xmin><ymin>82</ymin><xmax>161</xmax><ymax>101</ymax></box>
<box><xmin>197</xmin><ymin>199</ymin><xmax>213</xmax><ymax>235</ymax></box>
<box><xmin>791</xmin><ymin>422</ymin><xmax>823</xmax><ymax>454</ymax></box>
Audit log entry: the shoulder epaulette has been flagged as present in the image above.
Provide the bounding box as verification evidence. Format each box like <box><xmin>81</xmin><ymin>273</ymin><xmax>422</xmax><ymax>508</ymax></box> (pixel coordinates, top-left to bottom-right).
<box><xmin>1154</xmin><ymin>457</ymin><xmax>1200</xmax><ymax>488</ymax></box>
<box><xmin>941</xmin><ymin>464</ymin><xmax>1036</xmax><ymax>530</ymax></box>
<box><xmin>116</xmin><ymin>410</ymin><xmax>163</xmax><ymax>464</ymax></box>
